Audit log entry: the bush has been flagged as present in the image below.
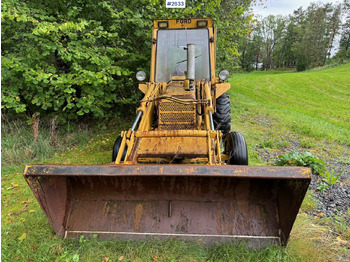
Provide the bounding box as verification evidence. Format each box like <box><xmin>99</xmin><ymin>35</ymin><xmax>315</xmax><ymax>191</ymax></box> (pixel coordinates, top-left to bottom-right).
<box><xmin>275</xmin><ymin>151</ymin><xmax>326</xmax><ymax>174</ymax></box>
<box><xmin>296</xmin><ymin>59</ymin><xmax>308</xmax><ymax>72</ymax></box>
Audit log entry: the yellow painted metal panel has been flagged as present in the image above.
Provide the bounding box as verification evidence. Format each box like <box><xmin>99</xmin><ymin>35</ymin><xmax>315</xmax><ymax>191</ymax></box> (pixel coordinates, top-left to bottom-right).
<box><xmin>215</xmin><ymin>83</ymin><xmax>230</xmax><ymax>98</ymax></box>
<box><xmin>137</xmin><ymin>136</ymin><xmax>208</xmax><ymax>158</ymax></box>
<box><xmin>154</xmin><ymin>18</ymin><xmax>213</xmax><ymax>29</ymax></box>
<box><xmin>138</xmin><ymin>84</ymin><xmax>148</xmax><ymax>94</ymax></box>
<box><xmin>135</xmin><ymin>130</ymin><xmax>218</xmax><ymax>138</ymax></box>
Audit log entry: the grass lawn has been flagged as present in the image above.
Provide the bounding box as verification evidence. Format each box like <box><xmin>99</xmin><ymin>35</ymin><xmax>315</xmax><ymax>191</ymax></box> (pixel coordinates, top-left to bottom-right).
<box><xmin>228</xmin><ymin>63</ymin><xmax>350</xmax><ymax>165</ymax></box>
<box><xmin>2</xmin><ymin>64</ymin><xmax>350</xmax><ymax>261</ymax></box>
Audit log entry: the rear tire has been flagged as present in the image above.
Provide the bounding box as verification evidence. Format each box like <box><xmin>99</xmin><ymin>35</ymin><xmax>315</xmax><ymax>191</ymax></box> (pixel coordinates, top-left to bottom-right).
<box><xmin>112</xmin><ymin>136</ymin><xmax>127</xmax><ymax>162</ymax></box>
<box><xmin>224</xmin><ymin>132</ymin><xmax>248</xmax><ymax>165</ymax></box>
<box><xmin>213</xmin><ymin>93</ymin><xmax>231</xmax><ymax>135</ymax></box>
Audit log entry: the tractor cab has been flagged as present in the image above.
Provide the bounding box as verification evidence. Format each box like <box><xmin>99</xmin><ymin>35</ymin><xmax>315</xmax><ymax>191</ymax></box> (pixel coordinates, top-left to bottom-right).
<box><xmin>155</xmin><ymin>28</ymin><xmax>211</xmax><ymax>82</ymax></box>
<box><xmin>150</xmin><ymin>19</ymin><xmax>216</xmax><ymax>83</ymax></box>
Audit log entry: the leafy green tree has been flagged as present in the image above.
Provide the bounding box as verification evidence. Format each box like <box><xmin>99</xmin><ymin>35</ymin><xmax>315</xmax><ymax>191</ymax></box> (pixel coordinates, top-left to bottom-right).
<box><xmin>291</xmin><ymin>3</ymin><xmax>341</xmax><ymax>71</ymax></box>
<box><xmin>323</xmin><ymin>3</ymin><xmax>341</xmax><ymax>63</ymax></box>
<box><xmin>214</xmin><ymin>1</ymin><xmax>254</xmax><ymax>71</ymax></box>
<box><xmin>2</xmin><ymin>0</ymin><xmax>148</xmax><ymax>121</ymax></box>
<box><xmin>275</xmin><ymin>20</ymin><xmax>296</xmax><ymax>68</ymax></box>
<box><xmin>336</xmin><ymin>0</ymin><xmax>350</xmax><ymax>58</ymax></box>
<box><xmin>238</xmin><ymin>23</ymin><xmax>263</xmax><ymax>71</ymax></box>
<box><xmin>259</xmin><ymin>15</ymin><xmax>286</xmax><ymax>70</ymax></box>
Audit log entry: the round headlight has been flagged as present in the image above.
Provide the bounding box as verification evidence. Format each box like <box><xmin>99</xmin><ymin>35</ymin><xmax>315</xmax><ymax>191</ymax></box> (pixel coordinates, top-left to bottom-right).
<box><xmin>136</xmin><ymin>71</ymin><xmax>147</xmax><ymax>81</ymax></box>
<box><xmin>219</xmin><ymin>70</ymin><xmax>229</xmax><ymax>81</ymax></box>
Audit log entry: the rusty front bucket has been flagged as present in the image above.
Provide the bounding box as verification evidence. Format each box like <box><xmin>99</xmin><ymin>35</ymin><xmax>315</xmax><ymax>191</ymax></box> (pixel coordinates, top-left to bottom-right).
<box><xmin>24</xmin><ymin>164</ymin><xmax>311</xmax><ymax>248</ymax></box>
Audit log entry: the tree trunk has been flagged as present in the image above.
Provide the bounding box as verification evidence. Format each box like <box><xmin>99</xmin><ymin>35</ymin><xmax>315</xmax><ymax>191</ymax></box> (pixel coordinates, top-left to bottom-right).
<box><xmin>32</xmin><ymin>113</ymin><xmax>40</xmax><ymax>143</ymax></box>
<box><xmin>50</xmin><ymin>115</ymin><xmax>59</xmax><ymax>146</ymax></box>
<box><xmin>255</xmin><ymin>49</ymin><xmax>260</xmax><ymax>71</ymax></box>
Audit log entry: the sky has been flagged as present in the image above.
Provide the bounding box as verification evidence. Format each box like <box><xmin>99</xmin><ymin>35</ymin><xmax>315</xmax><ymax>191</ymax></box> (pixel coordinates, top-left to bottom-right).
<box><xmin>252</xmin><ymin>0</ymin><xmax>336</xmax><ymax>17</ymax></box>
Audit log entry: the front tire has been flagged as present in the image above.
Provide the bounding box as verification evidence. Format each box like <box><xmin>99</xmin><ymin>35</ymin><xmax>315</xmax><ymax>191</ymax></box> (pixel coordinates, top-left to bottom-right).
<box><xmin>224</xmin><ymin>131</ymin><xmax>248</xmax><ymax>165</ymax></box>
<box><xmin>213</xmin><ymin>93</ymin><xmax>231</xmax><ymax>135</ymax></box>
<box><xmin>112</xmin><ymin>136</ymin><xmax>127</xmax><ymax>162</ymax></box>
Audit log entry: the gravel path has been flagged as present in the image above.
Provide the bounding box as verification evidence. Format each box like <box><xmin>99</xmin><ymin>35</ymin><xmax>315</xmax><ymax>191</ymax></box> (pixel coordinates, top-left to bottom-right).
<box><xmin>309</xmin><ymin>158</ymin><xmax>350</xmax><ymax>218</ymax></box>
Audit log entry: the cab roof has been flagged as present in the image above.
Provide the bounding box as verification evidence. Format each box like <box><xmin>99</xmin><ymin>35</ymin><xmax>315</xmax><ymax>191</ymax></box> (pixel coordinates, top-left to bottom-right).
<box><xmin>154</xmin><ymin>18</ymin><xmax>213</xmax><ymax>29</ymax></box>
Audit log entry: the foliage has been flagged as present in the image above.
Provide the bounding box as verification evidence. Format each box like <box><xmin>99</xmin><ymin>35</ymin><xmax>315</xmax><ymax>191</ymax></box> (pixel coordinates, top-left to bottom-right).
<box><xmin>317</xmin><ymin>182</ymin><xmax>329</xmax><ymax>193</ymax></box>
<box><xmin>239</xmin><ymin>2</ymin><xmax>343</xmax><ymax>71</ymax></box>
<box><xmin>2</xmin><ymin>0</ymin><xmax>141</xmax><ymax>121</ymax></box>
<box><xmin>1</xmin><ymin>118</ymin><xmax>102</xmax><ymax>166</ymax></box>
<box><xmin>301</xmin><ymin>191</ymin><xmax>318</xmax><ymax>212</ymax></box>
<box><xmin>320</xmin><ymin>169</ymin><xmax>342</xmax><ymax>186</ymax></box>
<box><xmin>260</xmin><ymin>139</ymin><xmax>290</xmax><ymax>149</ymax></box>
<box><xmin>1</xmin><ymin>0</ymin><xmax>254</xmax><ymax>121</ymax></box>
<box><xmin>295</xmin><ymin>56</ymin><xmax>307</xmax><ymax>72</ymax></box>
<box><xmin>335</xmin><ymin>0</ymin><xmax>350</xmax><ymax>59</ymax></box>
<box><xmin>276</xmin><ymin>152</ymin><xmax>341</xmax><ymax>194</ymax></box>
<box><xmin>259</xmin><ymin>15</ymin><xmax>286</xmax><ymax>70</ymax></box>
<box><xmin>214</xmin><ymin>1</ymin><xmax>254</xmax><ymax>71</ymax></box>
<box><xmin>275</xmin><ymin>151</ymin><xmax>326</xmax><ymax>174</ymax></box>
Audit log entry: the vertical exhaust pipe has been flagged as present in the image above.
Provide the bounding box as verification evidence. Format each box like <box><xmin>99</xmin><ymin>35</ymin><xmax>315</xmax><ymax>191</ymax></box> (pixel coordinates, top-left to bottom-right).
<box><xmin>187</xmin><ymin>44</ymin><xmax>195</xmax><ymax>88</ymax></box>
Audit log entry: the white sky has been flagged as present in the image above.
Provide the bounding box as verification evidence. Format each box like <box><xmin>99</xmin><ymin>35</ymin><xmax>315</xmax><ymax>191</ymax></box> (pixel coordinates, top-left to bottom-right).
<box><xmin>252</xmin><ymin>0</ymin><xmax>339</xmax><ymax>17</ymax></box>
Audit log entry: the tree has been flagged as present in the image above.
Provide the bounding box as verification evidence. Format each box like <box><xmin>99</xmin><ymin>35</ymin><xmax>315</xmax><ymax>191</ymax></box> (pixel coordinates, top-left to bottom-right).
<box><xmin>336</xmin><ymin>0</ymin><xmax>350</xmax><ymax>58</ymax></box>
<box><xmin>276</xmin><ymin>20</ymin><xmax>296</xmax><ymax>68</ymax></box>
<box><xmin>323</xmin><ymin>3</ymin><xmax>341</xmax><ymax>63</ymax></box>
<box><xmin>260</xmin><ymin>15</ymin><xmax>286</xmax><ymax>69</ymax></box>
<box><xmin>238</xmin><ymin>23</ymin><xmax>263</xmax><ymax>71</ymax></box>
<box><xmin>290</xmin><ymin>3</ymin><xmax>341</xmax><ymax>71</ymax></box>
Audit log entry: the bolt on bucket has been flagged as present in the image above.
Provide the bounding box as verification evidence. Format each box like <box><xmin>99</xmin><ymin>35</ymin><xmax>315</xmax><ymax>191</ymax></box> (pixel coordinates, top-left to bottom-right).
<box><xmin>24</xmin><ymin>164</ymin><xmax>311</xmax><ymax>249</ymax></box>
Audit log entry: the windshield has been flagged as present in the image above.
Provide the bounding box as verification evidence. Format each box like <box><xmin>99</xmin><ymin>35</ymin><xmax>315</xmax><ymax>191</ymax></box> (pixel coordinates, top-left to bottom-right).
<box><xmin>155</xmin><ymin>29</ymin><xmax>210</xmax><ymax>82</ymax></box>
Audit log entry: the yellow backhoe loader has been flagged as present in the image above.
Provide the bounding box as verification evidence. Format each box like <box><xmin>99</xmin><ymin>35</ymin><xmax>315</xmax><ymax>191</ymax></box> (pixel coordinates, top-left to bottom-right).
<box><xmin>24</xmin><ymin>18</ymin><xmax>311</xmax><ymax>248</ymax></box>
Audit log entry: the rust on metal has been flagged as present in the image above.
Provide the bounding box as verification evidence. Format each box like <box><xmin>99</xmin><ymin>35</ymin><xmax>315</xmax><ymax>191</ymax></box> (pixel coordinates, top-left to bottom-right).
<box><xmin>137</xmin><ymin>136</ymin><xmax>208</xmax><ymax>158</ymax></box>
<box><xmin>134</xmin><ymin>203</ymin><xmax>144</xmax><ymax>231</ymax></box>
<box><xmin>135</xmin><ymin>130</ymin><xmax>218</xmax><ymax>138</ymax></box>
<box><xmin>24</xmin><ymin>164</ymin><xmax>311</xmax><ymax>248</ymax></box>
<box><xmin>24</xmin><ymin>164</ymin><xmax>311</xmax><ymax>179</ymax></box>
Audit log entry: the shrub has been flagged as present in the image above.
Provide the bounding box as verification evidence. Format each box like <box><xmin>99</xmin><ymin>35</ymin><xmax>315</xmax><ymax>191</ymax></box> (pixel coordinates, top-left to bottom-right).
<box><xmin>275</xmin><ymin>151</ymin><xmax>326</xmax><ymax>174</ymax></box>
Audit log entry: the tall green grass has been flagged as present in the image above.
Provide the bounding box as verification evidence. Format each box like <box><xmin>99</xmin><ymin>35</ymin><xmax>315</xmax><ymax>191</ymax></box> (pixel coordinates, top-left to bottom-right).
<box><xmin>1</xmin><ymin>120</ymin><xmax>92</xmax><ymax>167</ymax></box>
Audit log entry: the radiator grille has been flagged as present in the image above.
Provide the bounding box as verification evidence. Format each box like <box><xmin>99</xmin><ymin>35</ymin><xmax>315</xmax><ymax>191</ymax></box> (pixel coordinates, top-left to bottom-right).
<box><xmin>160</xmin><ymin>102</ymin><xmax>194</xmax><ymax>112</ymax></box>
<box><xmin>160</xmin><ymin>113</ymin><xmax>195</xmax><ymax>123</ymax></box>
<box><xmin>158</xmin><ymin>100</ymin><xmax>196</xmax><ymax>130</ymax></box>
